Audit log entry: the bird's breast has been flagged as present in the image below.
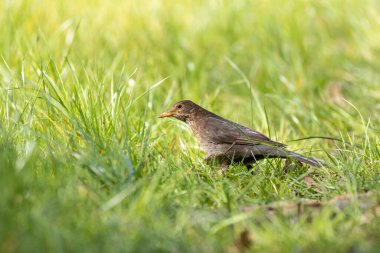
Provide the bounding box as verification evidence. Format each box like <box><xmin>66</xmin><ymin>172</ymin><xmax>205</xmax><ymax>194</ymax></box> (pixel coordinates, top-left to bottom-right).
<box><xmin>187</xmin><ymin>119</ymin><xmax>214</xmax><ymax>153</ymax></box>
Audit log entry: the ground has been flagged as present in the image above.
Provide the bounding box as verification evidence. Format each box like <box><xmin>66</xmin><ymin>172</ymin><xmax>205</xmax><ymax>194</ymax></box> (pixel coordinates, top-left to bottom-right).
<box><xmin>1</xmin><ymin>0</ymin><xmax>380</xmax><ymax>252</ymax></box>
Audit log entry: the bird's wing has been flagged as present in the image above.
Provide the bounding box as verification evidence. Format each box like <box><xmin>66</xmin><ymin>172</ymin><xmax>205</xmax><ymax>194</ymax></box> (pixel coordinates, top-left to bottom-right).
<box><xmin>205</xmin><ymin>116</ymin><xmax>286</xmax><ymax>147</ymax></box>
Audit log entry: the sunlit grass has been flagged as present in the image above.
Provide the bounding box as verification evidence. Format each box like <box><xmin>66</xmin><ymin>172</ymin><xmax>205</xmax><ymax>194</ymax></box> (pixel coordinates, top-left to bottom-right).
<box><xmin>1</xmin><ymin>0</ymin><xmax>380</xmax><ymax>252</ymax></box>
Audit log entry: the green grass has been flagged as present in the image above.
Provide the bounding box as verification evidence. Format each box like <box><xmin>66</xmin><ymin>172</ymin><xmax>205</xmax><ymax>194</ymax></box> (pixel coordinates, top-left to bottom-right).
<box><xmin>1</xmin><ymin>0</ymin><xmax>380</xmax><ymax>252</ymax></box>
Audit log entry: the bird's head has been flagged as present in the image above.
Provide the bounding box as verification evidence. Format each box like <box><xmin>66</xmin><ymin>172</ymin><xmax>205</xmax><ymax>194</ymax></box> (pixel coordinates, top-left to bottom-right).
<box><xmin>159</xmin><ymin>100</ymin><xmax>199</xmax><ymax>122</ymax></box>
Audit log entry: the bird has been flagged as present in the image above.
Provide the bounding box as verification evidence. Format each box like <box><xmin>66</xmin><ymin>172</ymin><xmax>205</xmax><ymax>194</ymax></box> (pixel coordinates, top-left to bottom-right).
<box><xmin>159</xmin><ymin>100</ymin><xmax>323</xmax><ymax>168</ymax></box>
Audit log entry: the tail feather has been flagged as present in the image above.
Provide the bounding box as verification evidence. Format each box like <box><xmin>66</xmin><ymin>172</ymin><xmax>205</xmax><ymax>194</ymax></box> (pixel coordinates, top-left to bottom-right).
<box><xmin>287</xmin><ymin>151</ymin><xmax>324</xmax><ymax>167</ymax></box>
<box><xmin>225</xmin><ymin>144</ymin><xmax>324</xmax><ymax>167</ymax></box>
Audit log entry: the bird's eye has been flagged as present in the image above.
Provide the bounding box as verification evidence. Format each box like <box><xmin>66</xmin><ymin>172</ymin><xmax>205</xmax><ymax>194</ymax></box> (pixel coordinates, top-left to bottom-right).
<box><xmin>176</xmin><ymin>104</ymin><xmax>183</xmax><ymax>109</ymax></box>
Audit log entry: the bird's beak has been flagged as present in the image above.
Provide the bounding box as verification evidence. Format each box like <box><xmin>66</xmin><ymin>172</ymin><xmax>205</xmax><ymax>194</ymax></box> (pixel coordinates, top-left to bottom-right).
<box><xmin>158</xmin><ymin>111</ymin><xmax>176</xmax><ymax>118</ymax></box>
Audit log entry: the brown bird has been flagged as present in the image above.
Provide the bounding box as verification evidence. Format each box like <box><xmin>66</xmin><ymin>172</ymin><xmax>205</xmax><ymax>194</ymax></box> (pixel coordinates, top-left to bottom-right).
<box><xmin>159</xmin><ymin>100</ymin><xmax>322</xmax><ymax>167</ymax></box>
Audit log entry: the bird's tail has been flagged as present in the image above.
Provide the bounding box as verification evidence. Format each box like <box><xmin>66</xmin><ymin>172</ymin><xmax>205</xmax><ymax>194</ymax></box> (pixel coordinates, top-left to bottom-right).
<box><xmin>286</xmin><ymin>151</ymin><xmax>324</xmax><ymax>167</ymax></box>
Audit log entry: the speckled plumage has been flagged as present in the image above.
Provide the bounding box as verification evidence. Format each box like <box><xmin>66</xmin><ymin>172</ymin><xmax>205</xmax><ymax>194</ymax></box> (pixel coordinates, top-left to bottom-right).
<box><xmin>159</xmin><ymin>100</ymin><xmax>322</xmax><ymax>167</ymax></box>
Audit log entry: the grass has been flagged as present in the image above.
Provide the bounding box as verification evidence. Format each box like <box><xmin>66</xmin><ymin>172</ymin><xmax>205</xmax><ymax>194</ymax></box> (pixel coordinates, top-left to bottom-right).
<box><xmin>1</xmin><ymin>0</ymin><xmax>380</xmax><ymax>252</ymax></box>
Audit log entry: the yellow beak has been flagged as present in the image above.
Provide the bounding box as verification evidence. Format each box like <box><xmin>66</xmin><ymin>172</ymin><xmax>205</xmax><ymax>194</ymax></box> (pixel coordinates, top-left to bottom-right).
<box><xmin>158</xmin><ymin>111</ymin><xmax>175</xmax><ymax>118</ymax></box>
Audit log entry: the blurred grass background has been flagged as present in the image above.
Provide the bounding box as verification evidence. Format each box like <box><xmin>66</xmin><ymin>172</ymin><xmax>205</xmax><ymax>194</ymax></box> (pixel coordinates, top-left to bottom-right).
<box><xmin>1</xmin><ymin>0</ymin><xmax>380</xmax><ymax>252</ymax></box>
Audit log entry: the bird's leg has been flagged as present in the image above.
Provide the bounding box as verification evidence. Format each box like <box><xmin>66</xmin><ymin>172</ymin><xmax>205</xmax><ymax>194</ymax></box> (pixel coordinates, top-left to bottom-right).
<box><xmin>203</xmin><ymin>154</ymin><xmax>230</xmax><ymax>171</ymax></box>
<box><xmin>203</xmin><ymin>154</ymin><xmax>215</xmax><ymax>163</ymax></box>
<box><xmin>203</xmin><ymin>152</ymin><xmax>226</xmax><ymax>164</ymax></box>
